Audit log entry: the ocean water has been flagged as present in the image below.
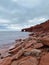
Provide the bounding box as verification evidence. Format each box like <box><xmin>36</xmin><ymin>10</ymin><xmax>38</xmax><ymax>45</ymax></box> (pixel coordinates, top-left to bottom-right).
<box><xmin>0</xmin><ymin>31</ymin><xmax>29</xmax><ymax>46</ymax></box>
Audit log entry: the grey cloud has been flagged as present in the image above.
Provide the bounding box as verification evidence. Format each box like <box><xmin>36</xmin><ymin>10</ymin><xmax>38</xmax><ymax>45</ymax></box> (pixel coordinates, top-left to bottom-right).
<box><xmin>0</xmin><ymin>0</ymin><xmax>49</xmax><ymax>30</ymax></box>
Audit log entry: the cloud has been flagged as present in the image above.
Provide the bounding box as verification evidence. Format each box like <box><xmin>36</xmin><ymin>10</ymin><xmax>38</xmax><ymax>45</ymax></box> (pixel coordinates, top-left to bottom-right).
<box><xmin>6</xmin><ymin>24</ymin><xmax>22</xmax><ymax>30</ymax></box>
<box><xmin>12</xmin><ymin>0</ymin><xmax>41</xmax><ymax>8</ymax></box>
<box><xmin>0</xmin><ymin>6</ymin><xmax>16</xmax><ymax>15</ymax></box>
<box><xmin>0</xmin><ymin>24</ymin><xmax>21</xmax><ymax>31</ymax></box>
<box><xmin>12</xmin><ymin>0</ymin><xmax>18</xmax><ymax>2</ymax></box>
<box><xmin>0</xmin><ymin>18</ymin><xmax>10</xmax><ymax>24</ymax></box>
<box><xmin>0</xmin><ymin>0</ymin><xmax>49</xmax><ymax>31</ymax></box>
<box><xmin>0</xmin><ymin>17</ymin><xmax>48</xmax><ymax>31</ymax></box>
<box><xmin>0</xmin><ymin>6</ymin><xmax>10</xmax><ymax>14</ymax></box>
<box><xmin>28</xmin><ymin>17</ymin><xmax>48</xmax><ymax>26</ymax></box>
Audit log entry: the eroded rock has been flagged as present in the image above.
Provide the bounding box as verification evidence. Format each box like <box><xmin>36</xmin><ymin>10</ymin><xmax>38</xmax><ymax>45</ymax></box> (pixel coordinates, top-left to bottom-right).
<box><xmin>17</xmin><ymin>56</ymin><xmax>38</xmax><ymax>65</ymax></box>
<box><xmin>11</xmin><ymin>48</ymin><xmax>25</xmax><ymax>60</ymax></box>
<box><xmin>24</xmin><ymin>49</ymin><xmax>41</xmax><ymax>57</ymax></box>
<box><xmin>0</xmin><ymin>57</ymin><xmax>12</xmax><ymax>65</ymax></box>
<box><xmin>39</xmin><ymin>37</ymin><xmax>49</xmax><ymax>46</ymax></box>
<box><xmin>39</xmin><ymin>53</ymin><xmax>49</xmax><ymax>65</ymax></box>
<box><xmin>31</xmin><ymin>49</ymin><xmax>41</xmax><ymax>57</ymax></box>
<box><xmin>25</xmin><ymin>40</ymin><xmax>36</xmax><ymax>48</ymax></box>
<box><xmin>9</xmin><ymin>43</ymin><xmax>25</xmax><ymax>54</ymax></box>
<box><xmin>33</xmin><ymin>43</ymin><xmax>44</xmax><ymax>49</ymax></box>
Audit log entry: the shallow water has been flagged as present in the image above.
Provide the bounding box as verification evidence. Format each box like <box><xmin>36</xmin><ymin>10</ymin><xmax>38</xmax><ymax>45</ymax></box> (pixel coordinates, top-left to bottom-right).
<box><xmin>0</xmin><ymin>31</ymin><xmax>29</xmax><ymax>46</ymax></box>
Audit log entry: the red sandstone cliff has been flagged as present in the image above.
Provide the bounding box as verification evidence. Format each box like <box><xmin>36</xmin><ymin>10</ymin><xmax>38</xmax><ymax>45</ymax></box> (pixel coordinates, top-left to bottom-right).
<box><xmin>22</xmin><ymin>20</ymin><xmax>49</xmax><ymax>32</ymax></box>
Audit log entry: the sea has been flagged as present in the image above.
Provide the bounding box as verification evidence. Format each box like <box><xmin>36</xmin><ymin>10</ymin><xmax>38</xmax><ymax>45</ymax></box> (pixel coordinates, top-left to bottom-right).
<box><xmin>0</xmin><ymin>31</ymin><xmax>29</xmax><ymax>48</ymax></box>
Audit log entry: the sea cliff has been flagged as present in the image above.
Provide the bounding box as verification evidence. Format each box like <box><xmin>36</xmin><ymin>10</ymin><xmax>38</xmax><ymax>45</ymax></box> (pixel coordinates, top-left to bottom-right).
<box><xmin>22</xmin><ymin>20</ymin><xmax>49</xmax><ymax>32</ymax></box>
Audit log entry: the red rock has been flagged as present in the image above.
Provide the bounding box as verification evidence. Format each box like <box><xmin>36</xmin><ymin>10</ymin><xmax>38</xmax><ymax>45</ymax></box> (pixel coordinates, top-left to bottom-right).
<box><xmin>39</xmin><ymin>53</ymin><xmax>49</xmax><ymax>65</ymax></box>
<box><xmin>40</xmin><ymin>37</ymin><xmax>49</xmax><ymax>46</ymax></box>
<box><xmin>0</xmin><ymin>59</ymin><xmax>3</xmax><ymax>64</ymax></box>
<box><xmin>25</xmin><ymin>40</ymin><xmax>36</xmax><ymax>48</ymax></box>
<box><xmin>17</xmin><ymin>56</ymin><xmax>38</xmax><ymax>65</ymax></box>
<box><xmin>24</xmin><ymin>48</ymin><xmax>41</xmax><ymax>57</ymax></box>
<box><xmin>24</xmin><ymin>48</ymin><xmax>33</xmax><ymax>52</ymax></box>
<box><xmin>21</xmin><ymin>20</ymin><xmax>49</xmax><ymax>32</ymax></box>
<box><xmin>24</xmin><ymin>48</ymin><xmax>33</xmax><ymax>56</ymax></box>
<box><xmin>9</xmin><ymin>45</ymin><xmax>16</xmax><ymax>50</ymax></box>
<box><xmin>1</xmin><ymin>52</ymin><xmax>11</xmax><ymax>58</ymax></box>
<box><xmin>29</xmin><ymin>32</ymin><xmax>35</xmax><ymax>36</ymax></box>
<box><xmin>33</xmin><ymin>43</ymin><xmax>43</xmax><ymax>49</ymax></box>
<box><xmin>11</xmin><ymin>48</ymin><xmax>25</xmax><ymax>60</ymax></box>
<box><xmin>9</xmin><ymin>43</ymin><xmax>25</xmax><ymax>54</ymax></box>
<box><xmin>31</xmin><ymin>49</ymin><xmax>41</xmax><ymax>57</ymax></box>
<box><xmin>11</xmin><ymin>60</ymin><xmax>18</xmax><ymax>65</ymax></box>
<box><xmin>0</xmin><ymin>57</ymin><xmax>12</xmax><ymax>65</ymax></box>
<box><xmin>11</xmin><ymin>57</ymin><xmax>29</xmax><ymax>65</ymax></box>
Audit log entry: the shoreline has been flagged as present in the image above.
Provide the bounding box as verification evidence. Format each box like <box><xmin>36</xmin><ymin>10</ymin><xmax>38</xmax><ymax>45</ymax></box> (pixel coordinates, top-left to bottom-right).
<box><xmin>0</xmin><ymin>37</ymin><xmax>29</xmax><ymax>49</ymax></box>
<box><xmin>0</xmin><ymin>31</ymin><xmax>49</xmax><ymax>65</ymax></box>
<box><xmin>0</xmin><ymin>31</ymin><xmax>29</xmax><ymax>47</ymax></box>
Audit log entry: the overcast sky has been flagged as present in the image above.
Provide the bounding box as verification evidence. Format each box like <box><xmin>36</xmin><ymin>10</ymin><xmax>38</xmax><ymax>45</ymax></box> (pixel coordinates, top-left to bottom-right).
<box><xmin>0</xmin><ymin>0</ymin><xmax>49</xmax><ymax>31</ymax></box>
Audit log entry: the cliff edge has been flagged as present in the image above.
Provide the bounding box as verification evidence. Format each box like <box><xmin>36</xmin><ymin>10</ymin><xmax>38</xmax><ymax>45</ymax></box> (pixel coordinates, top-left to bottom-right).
<box><xmin>22</xmin><ymin>20</ymin><xmax>49</xmax><ymax>32</ymax></box>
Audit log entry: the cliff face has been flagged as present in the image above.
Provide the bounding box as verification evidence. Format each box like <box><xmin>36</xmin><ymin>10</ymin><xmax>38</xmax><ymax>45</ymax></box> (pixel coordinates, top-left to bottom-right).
<box><xmin>22</xmin><ymin>20</ymin><xmax>49</xmax><ymax>32</ymax></box>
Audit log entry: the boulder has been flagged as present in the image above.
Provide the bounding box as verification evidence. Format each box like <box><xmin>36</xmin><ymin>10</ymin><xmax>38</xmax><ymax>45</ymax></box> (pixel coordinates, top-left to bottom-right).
<box><xmin>40</xmin><ymin>37</ymin><xmax>49</xmax><ymax>46</ymax></box>
<box><xmin>24</xmin><ymin>49</ymin><xmax>41</xmax><ymax>57</ymax></box>
<box><xmin>0</xmin><ymin>57</ymin><xmax>12</xmax><ymax>65</ymax></box>
<box><xmin>39</xmin><ymin>53</ymin><xmax>49</xmax><ymax>65</ymax></box>
<box><xmin>17</xmin><ymin>56</ymin><xmax>38</xmax><ymax>65</ymax></box>
<box><xmin>24</xmin><ymin>48</ymin><xmax>33</xmax><ymax>56</ymax></box>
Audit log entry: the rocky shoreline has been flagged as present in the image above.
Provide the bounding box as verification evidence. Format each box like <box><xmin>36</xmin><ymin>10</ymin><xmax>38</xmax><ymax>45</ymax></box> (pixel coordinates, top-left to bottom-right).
<box><xmin>0</xmin><ymin>20</ymin><xmax>49</xmax><ymax>65</ymax></box>
<box><xmin>0</xmin><ymin>31</ymin><xmax>49</xmax><ymax>65</ymax></box>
